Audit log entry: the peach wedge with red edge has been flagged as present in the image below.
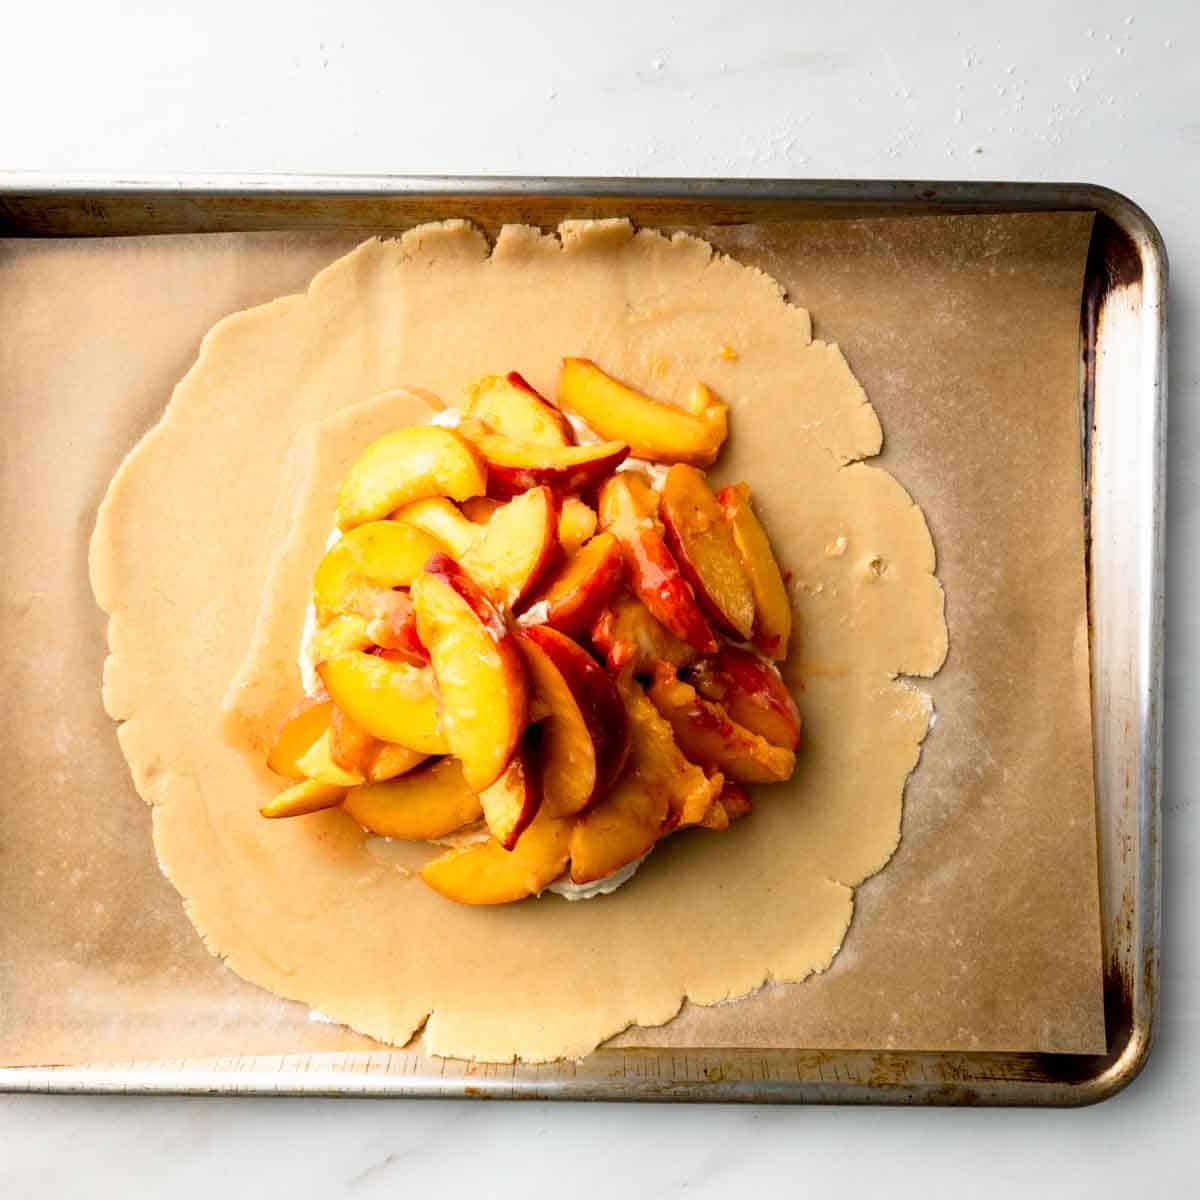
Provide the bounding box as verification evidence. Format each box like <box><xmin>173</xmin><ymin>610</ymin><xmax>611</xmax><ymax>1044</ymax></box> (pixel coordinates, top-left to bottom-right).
<box><xmin>412</xmin><ymin>554</ymin><xmax>529</xmax><ymax>792</ymax></box>
<box><xmin>391</xmin><ymin>496</ymin><xmax>479</xmax><ymax>559</ymax></box>
<box><xmin>336</xmin><ymin>426</ymin><xmax>486</xmax><ymax>531</ymax></box>
<box><xmin>313</xmin><ymin>520</ymin><xmax>444</xmax><ymax>624</ymax></box>
<box><xmin>266</xmin><ymin>699</ymin><xmax>333</xmax><ymax>779</ymax></box>
<box><xmin>558</xmin><ymin>358</ymin><xmax>728</xmax><ymax>467</ymax></box>
<box><xmin>317</xmin><ymin>652</ymin><xmax>448</xmax><ymax>754</ymax></box>
<box><xmin>558</xmin><ymin>497</ymin><xmax>598</xmax><ymax>556</ymax></box>
<box><xmin>463</xmin><ymin>372</ymin><xmax>574</xmax><ymax>446</ymax></box>
<box><xmin>530</xmin><ymin>530</ymin><xmax>625</xmax><ymax>639</ymax></box>
<box><xmin>716</xmin><ymin>482</ymin><xmax>792</xmax><ymax>660</ymax></box>
<box><xmin>464</xmin><ymin>430</ymin><xmax>629</xmax><ymax>499</ymax></box>
<box><xmin>459</xmin><ymin>485</ymin><xmax>562</xmax><ymax>609</ymax></box>
<box><xmin>597</xmin><ymin>474</ymin><xmax>717</xmax><ymax>654</ymax></box>
<box><xmin>660</xmin><ymin>465</ymin><xmax>756</xmax><ymax>641</ymax></box>
<box><xmin>342</xmin><ymin>757</ymin><xmax>483</xmax><ymax>840</ymax></box>
<box><xmin>590</xmin><ymin>594</ymin><xmax>697</xmax><ymax>675</ymax></box>
<box><xmin>478</xmin><ymin>735</ymin><xmax>542</xmax><ymax>850</ymax></box>
<box><xmin>687</xmin><ymin>647</ymin><xmax>801</xmax><ymax>751</ymax></box>
<box><xmin>419</xmin><ymin>805</ymin><xmax>572</xmax><ymax>905</ymax></box>
<box><xmin>647</xmin><ymin>662</ymin><xmax>795</xmax><ymax>784</ymax></box>
<box><xmin>516</xmin><ymin>625</ymin><xmax>629</xmax><ymax>817</ymax></box>
<box><xmin>261</xmin><ymin>779</ymin><xmax>346</xmax><ymax>819</ymax></box>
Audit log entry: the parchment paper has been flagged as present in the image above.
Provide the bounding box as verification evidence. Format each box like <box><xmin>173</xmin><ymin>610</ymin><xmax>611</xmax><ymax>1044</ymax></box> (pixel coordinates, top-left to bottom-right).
<box><xmin>0</xmin><ymin>211</ymin><xmax>1104</xmax><ymax>1065</ymax></box>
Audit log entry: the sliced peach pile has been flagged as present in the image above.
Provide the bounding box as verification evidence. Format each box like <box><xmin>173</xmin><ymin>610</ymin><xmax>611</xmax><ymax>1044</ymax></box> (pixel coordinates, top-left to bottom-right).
<box><xmin>261</xmin><ymin>356</ymin><xmax>801</xmax><ymax>905</ymax></box>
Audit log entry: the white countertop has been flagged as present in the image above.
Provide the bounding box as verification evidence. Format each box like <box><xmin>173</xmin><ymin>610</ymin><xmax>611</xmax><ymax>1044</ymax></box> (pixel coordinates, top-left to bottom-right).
<box><xmin>2</xmin><ymin>1</ymin><xmax>1195</xmax><ymax>1195</ymax></box>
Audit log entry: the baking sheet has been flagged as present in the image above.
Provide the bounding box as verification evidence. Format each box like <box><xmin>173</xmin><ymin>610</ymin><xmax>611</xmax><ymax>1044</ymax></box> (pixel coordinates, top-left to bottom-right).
<box><xmin>0</xmin><ymin>210</ymin><xmax>1104</xmax><ymax>1066</ymax></box>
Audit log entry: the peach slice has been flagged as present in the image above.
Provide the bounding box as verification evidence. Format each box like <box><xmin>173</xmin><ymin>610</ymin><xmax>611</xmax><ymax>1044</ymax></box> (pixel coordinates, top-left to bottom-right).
<box><xmin>716</xmin><ymin>482</ymin><xmax>792</xmax><ymax>660</ymax></box>
<box><xmin>597</xmin><ymin>474</ymin><xmax>716</xmax><ymax>653</ymax></box>
<box><xmin>412</xmin><ymin>554</ymin><xmax>529</xmax><ymax>791</ymax></box>
<box><xmin>307</xmin><ymin>613</ymin><xmax>373</xmax><ymax>667</ymax></box>
<box><xmin>660</xmin><ymin>465</ymin><xmax>756</xmax><ymax>641</ymax></box>
<box><xmin>336</xmin><ymin>426</ymin><xmax>486</xmax><ymax>530</ymax></box>
<box><xmin>266</xmin><ymin>699</ymin><xmax>334</xmax><ymax>779</ymax></box>
<box><xmin>461</xmin><ymin>496</ymin><xmax>502</xmax><ymax>525</ymax></box>
<box><xmin>647</xmin><ymin>663</ymin><xmax>795</xmax><ymax>784</ymax></box>
<box><xmin>260</xmin><ymin>779</ymin><xmax>346</xmax><ymax>819</ymax></box>
<box><xmin>597</xmin><ymin>467</ymin><xmax>659</xmax><ymax>526</ymax></box>
<box><xmin>567</xmin><ymin>774</ymin><xmax>665</xmax><ymax>885</ymax></box>
<box><xmin>558</xmin><ymin>497</ymin><xmax>598</xmax><ymax>556</ymax></box>
<box><xmin>558</xmin><ymin>358</ymin><xmax>728</xmax><ymax>467</ymax></box>
<box><xmin>618</xmin><ymin>669</ymin><xmax>722</xmax><ymax>832</ymax></box>
<box><xmin>313</xmin><ymin>521</ymin><xmax>444</xmax><ymax>625</ymax></box>
<box><xmin>365</xmin><ymin>741</ymin><xmax>428</xmax><ymax>783</ymax></box>
<box><xmin>329</xmin><ymin>705</ymin><xmax>377</xmax><ymax>775</ymax></box>
<box><xmin>465</xmin><ymin>430</ymin><xmax>629</xmax><ymax>499</ymax></box>
<box><xmin>459</xmin><ymin>485</ymin><xmax>562</xmax><ymax>609</ymax></box>
<box><xmin>478</xmin><ymin>738</ymin><xmax>542</xmax><ymax>850</ymax></box>
<box><xmin>531</xmin><ymin>531</ymin><xmax>625</xmax><ymax>638</ymax></box>
<box><xmin>317</xmin><ymin>652</ymin><xmax>448</xmax><ymax>754</ymax></box>
<box><xmin>697</xmin><ymin>781</ymin><xmax>754</xmax><ymax>832</ymax></box>
<box><xmin>687</xmin><ymin>648</ymin><xmax>801</xmax><ymax>750</ymax></box>
<box><xmin>590</xmin><ymin>594</ymin><xmax>697</xmax><ymax>675</ymax></box>
<box><xmin>342</xmin><ymin>757</ymin><xmax>483</xmax><ymax>840</ymax></box>
<box><xmin>392</xmin><ymin>496</ymin><xmax>479</xmax><ymax>559</ymax></box>
<box><xmin>463</xmin><ymin>371</ymin><xmax>574</xmax><ymax>446</ymax></box>
<box><xmin>296</xmin><ymin>728</ymin><xmax>364</xmax><ymax>787</ymax></box>
<box><xmin>516</xmin><ymin>625</ymin><xmax>629</xmax><ymax>817</ymax></box>
<box><xmin>419</xmin><ymin>806</ymin><xmax>572</xmax><ymax>905</ymax></box>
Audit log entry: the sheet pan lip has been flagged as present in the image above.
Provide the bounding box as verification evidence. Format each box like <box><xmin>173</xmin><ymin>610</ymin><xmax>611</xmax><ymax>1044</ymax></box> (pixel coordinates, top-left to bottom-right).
<box><xmin>0</xmin><ymin>175</ymin><xmax>1164</xmax><ymax>1106</ymax></box>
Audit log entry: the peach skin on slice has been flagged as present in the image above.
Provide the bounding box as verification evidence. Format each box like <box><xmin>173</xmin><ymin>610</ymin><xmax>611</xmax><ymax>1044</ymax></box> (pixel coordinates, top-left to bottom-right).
<box><xmin>419</xmin><ymin>806</ymin><xmax>572</xmax><ymax>905</ymax></box>
<box><xmin>660</xmin><ymin>465</ymin><xmax>756</xmax><ymax>641</ymax></box>
<box><xmin>391</xmin><ymin>496</ymin><xmax>480</xmax><ymax>559</ymax></box>
<box><xmin>716</xmin><ymin>482</ymin><xmax>792</xmax><ymax>660</ymax></box>
<box><xmin>516</xmin><ymin>625</ymin><xmax>629</xmax><ymax>817</ymax></box>
<box><xmin>590</xmin><ymin>594</ymin><xmax>697</xmax><ymax>675</ymax></box>
<box><xmin>465</xmin><ymin>430</ymin><xmax>628</xmax><ymax>499</ymax></box>
<box><xmin>648</xmin><ymin>663</ymin><xmax>795</xmax><ymax>784</ymax></box>
<box><xmin>336</xmin><ymin>426</ymin><xmax>486</xmax><ymax>531</ymax></box>
<box><xmin>260</xmin><ymin>779</ymin><xmax>347</xmax><ymax>819</ymax></box>
<box><xmin>531</xmin><ymin>531</ymin><xmax>625</xmax><ymax>639</ymax></box>
<box><xmin>342</xmin><ymin>757</ymin><xmax>483</xmax><ymax>840</ymax></box>
<box><xmin>558</xmin><ymin>358</ymin><xmax>728</xmax><ymax>467</ymax></box>
<box><xmin>313</xmin><ymin>520</ymin><xmax>444</xmax><ymax>624</ymax></box>
<box><xmin>317</xmin><ymin>652</ymin><xmax>448</xmax><ymax>754</ymax></box>
<box><xmin>478</xmin><ymin>737</ymin><xmax>542</xmax><ymax>850</ymax></box>
<box><xmin>365</xmin><ymin>592</ymin><xmax>429</xmax><ymax>666</ymax></box>
<box><xmin>459</xmin><ymin>485</ymin><xmax>562</xmax><ymax>609</ymax></box>
<box><xmin>464</xmin><ymin>371</ymin><xmax>574</xmax><ymax>446</ymax></box>
<box><xmin>558</xmin><ymin>496</ymin><xmax>598</xmax><ymax>556</ymax></box>
<box><xmin>412</xmin><ymin>554</ymin><xmax>529</xmax><ymax>791</ymax></box>
<box><xmin>266</xmin><ymin>699</ymin><xmax>333</xmax><ymax>779</ymax></box>
<box><xmin>687</xmin><ymin>647</ymin><xmax>801</xmax><ymax>750</ymax></box>
<box><xmin>597</xmin><ymin>474</ymin><xmax>716</xmax><ymax>654</ymax></box>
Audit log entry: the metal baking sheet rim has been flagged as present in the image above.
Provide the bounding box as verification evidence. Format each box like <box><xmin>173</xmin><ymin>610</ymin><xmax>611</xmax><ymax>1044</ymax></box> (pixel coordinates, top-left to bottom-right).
<box><xmin>0</xmin><ymin>175</ymin><xmax>1166</xmax><ymax>1106</ymax></box>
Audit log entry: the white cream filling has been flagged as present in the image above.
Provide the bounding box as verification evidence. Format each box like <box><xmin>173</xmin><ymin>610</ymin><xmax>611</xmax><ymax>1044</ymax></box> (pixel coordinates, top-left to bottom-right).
<box><xmin>544</xmin><ymin>852</ymin><xmax>649</xmax><ymax>901</ymax></box>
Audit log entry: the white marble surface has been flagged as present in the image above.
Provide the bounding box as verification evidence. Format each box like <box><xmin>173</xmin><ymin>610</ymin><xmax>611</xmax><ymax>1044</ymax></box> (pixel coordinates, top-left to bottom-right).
<box><xmin>2</xmin><ymin>0</ymin><xmax>1196</xmax><ymax>1195</ymax></box>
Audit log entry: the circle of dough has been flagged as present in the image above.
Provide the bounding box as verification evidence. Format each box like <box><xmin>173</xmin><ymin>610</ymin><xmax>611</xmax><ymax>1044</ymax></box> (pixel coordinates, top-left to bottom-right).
<box><xmin>91</xmin><ymin>219</ymin><xmax>947</xmax><ymax>1062</ymax></box>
